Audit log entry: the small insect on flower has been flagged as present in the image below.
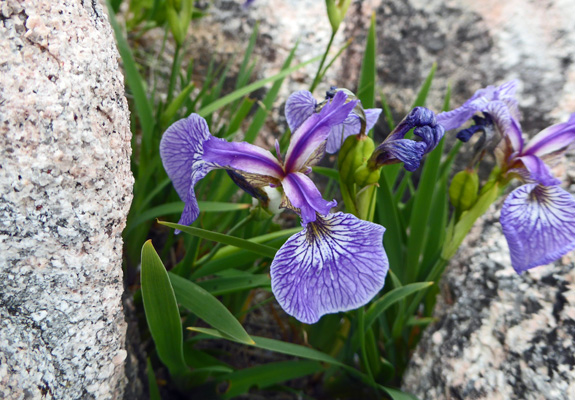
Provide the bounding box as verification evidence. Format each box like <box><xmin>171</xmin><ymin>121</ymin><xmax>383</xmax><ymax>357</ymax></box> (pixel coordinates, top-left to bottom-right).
<box><xmin>160</xmin><ymin>90</ymin><xmax>389</xmax><ymax>324</ymax></box>
<box><xmin>438</xmin><ymin>80</ymin><xmax>575</xmax><ymax>273</ymax></box>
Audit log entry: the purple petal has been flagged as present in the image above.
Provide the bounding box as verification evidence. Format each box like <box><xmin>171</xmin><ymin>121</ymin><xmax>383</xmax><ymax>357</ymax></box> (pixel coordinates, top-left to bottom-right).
<box><xmin>284</xmin><ymin>91</ymin><xmax>357</xmax><ymax>172</ymax></box>
<box><xmin>373</xmin><ymin>139</ymin><xmax>427</xmax><ymax>172</ymax></box>
<box><xmin>414</xmin><ymin>124</ymin><xmax>445</xmax><ymax>153</ymax></box>
<box><xmin>282</xmin><ymin>172</ymin><xmax>337</xmax><ymax>224</ymax></box>
<box><xmin>501</xmin><ymin>184</ymin><xmax>575</xmax><ymax>273</ymax></box>
<box><xmin>484</xmin><ymin>100</ymin><xmax>524</xmax><ymax>153</ymax></box>
<box><xmin>517</xmin><ymin>155</ymin><xmax>561</xmax><ymax>186</ymax></box>
<box><xmin>326</xmin><ymin>108</ymin><xmax>382</xmax><ymax>154</ymax></box>
<box><xmin>436</xmin><ymin>106</ymin><xmax>478</xmax><ymax>132</ymax></box>
<box><xmin>523</xmin><ymin>113</ymin><xmax>575</xmax><ymax>158</ymax></box>
<box><xmin>203</xmin><ymin>136</ymin><xmax>284</xmax><ymax>179</ymax></box>
<box><xmin>270</xmin><ymin>212</ymin><xmax>389</xmax><ymax>324</ymax></box>
<box><xmin>285</xmin><ymin>90</ymin><xmax>316</xmax><ymax>133</ymax></box>
<box><xmin>160</xmin><ymin>114</ymin><xmax>216</xmax><ymax>226</ymax></box>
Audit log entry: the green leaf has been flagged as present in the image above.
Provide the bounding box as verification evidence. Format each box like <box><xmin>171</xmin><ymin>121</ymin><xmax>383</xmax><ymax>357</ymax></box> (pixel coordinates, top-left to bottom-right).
<box><xmin>379</xmin><ymin>89</ymin><xmax>396</xmax><ymax>131</ymax></box>
<box><xmin>161</xmin><ymin>81</ymin><xmax>195</xmax><ymax>126</ymax></box>
<box><xmin>385</xmin><ymin>387</ymin><xmax>421</xmax><ymax>400</ymax></box>
<box><xmin>365</xmin><ymin>281</ymin><xmax>434</xmax><ymax>330</ymax></box>
<box><xmin>168</xmin><ymin>273</ymin><xmax>254</xmax><ymax>344</ymax></box>
<box><xmin>159</xmin><ymin>221</ymin><xmax>277</xmax><ymax>258</ymax></box>
<box><xmin>197</xmin><ymin>274</ymin><xmax>271</xmax><ymax>295</ymax></box>
<box><xmin>357</xmin><ymin>13</ymin><xmax>377</xmax><ymax>109</ymax></box>
<box><xmin>376</xmin><ymin>173</ymin><xmax>405</xmax><ymax>274</ymax></box>
<box><xmin>226</xmin><ymin>97</ymin><xmax>256</xmax><ymax>138</ymax></box>
<box><xmin>197</xmin><ymin>55</ymin><xmax>322</xmax><ymax>117</ymax></box>
<box><xmin>312</xmin><ymin>166</ymin><xmax>340</xmax><ymax>181</ymax></box>
<box><xmin>219</xmin><ymin>361</ymin><xmax>323</xmax><ymax>398</ymax></box>
<box><xmin>147</xmin><ymin>358</ymin><xmax>162</xmax><ymax>400</ymax></box>
<box><xmin>141</xmin><ymin>241</ymin><xmax>187</xmax><ymax>374</ymax></box>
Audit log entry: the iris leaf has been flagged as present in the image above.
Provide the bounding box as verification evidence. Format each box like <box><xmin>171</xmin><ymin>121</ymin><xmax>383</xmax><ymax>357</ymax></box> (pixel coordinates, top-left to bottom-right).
<box><xmin>159</xmin><ymin>221</ymin><xmax>277</xmax><ymax>258</ymax></box>
<box><xmin>141</xmin><ymin>241</ymin><xmax>188</xmax><ymax>374</ymax></box>
<box><xmin>357</xmin><ymin>13</ymin><xmax>377</xmax><ymax>109</ymax></box>
<box><xmin>168</xmin><ymin>272</ymin><xmax>254</xmax><ymax>344</ymax></box>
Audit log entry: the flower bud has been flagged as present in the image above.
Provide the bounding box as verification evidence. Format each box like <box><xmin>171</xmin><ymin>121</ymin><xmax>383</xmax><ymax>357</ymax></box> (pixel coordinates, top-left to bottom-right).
<box><xmin>449</xmin><ymin>170</ymin><xmax>479</xmax><ymax>212</ymax></box>
<box><xmin>338</xmin><ymin>134</ymin><xmax>375</xmax><ymax>187</ymax></box>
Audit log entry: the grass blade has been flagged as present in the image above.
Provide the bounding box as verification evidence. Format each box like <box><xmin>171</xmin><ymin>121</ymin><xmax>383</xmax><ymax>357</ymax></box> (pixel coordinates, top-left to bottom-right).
<box><xmin>357</xmin><ymin>13</ymin><xmax>377</xmax><ymax>109</ymax></box>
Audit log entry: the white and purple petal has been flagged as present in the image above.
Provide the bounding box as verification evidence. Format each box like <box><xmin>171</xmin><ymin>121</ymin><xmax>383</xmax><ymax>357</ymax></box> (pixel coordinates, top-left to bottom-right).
<box><xmin>326</xmin><ymin>108</ymin><xmax>382</xmax><ymax>154</ymax></box>
<box><xmin>285</xmin><ymin>90</ymin><xmax>317</xmax><ymax>132</ymax></box>
<box><xmin>270</xmin><ymin>212</ymin><xmax>389</xmax><ymax>324</ymax></box>
<box><xmin>373</xmin><ymin>139</ymin><xmax>427</xmax><ymax>172</ymax></box>
<box><xmin>284</xmin><ymin>91</ymin><xmax>357</xmax><ymax>172</ymax></box>
<box><xmin>523</xmin><ymin>113</ymin><xmax>575</xmax><ymax>158</ymax></box>
<box><xmin>160</xmin><ymin>114</ymin><xmax>216</xmax><ymax>226</ymax></box>
<box><xmin>501</xmin><ymin>184</ymin><xmax>575</xmax><ymax>273</ymax></box>
<box><xmin>203</xmin><ymin>136</ymin><xmax>284</xmax><ymax>179</ymax></box>
<box><xmin>517</xmin><ymin>155</ymin><xmax>561</xmax><ymax>186</ymax></box>
<box><xmin>281</xmin><ymin>172</ymin><xmax>337</xmax><ymax>224</ymax></box>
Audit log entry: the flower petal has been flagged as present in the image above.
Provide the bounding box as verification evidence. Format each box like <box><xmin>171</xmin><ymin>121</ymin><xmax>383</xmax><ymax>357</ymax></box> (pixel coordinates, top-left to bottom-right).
<box><xmin>285</xmin><ymin>90</ymin><xmax>317</xmax><ymax>132</ymax></box>
<box><xmin>484</xmin><ymin>100</ymin><xmax>523</xmax><ymax>153</ymax></box>
<box><xmin>281</xmin><ymin>172</ymin><xmax>336</xmax><ymax>224</ymax></box>
<box><xmin>203</xmin><ymin>136</ymin><xmax>284</xmax><ymax>179</ymax></box>
<box><xmin>501</xmin><ymin>184</ymin><xmax>575</xmax><ymax>273</ymax></box>
<box><xmin>326</xmin><ymin>108</ymin><xmax>382</xmax><ymax>154</ymax></box>
<box><xmin>523</xmin><ymin>113</ymin><xmax>575</xmax><ymax>158</ymax></box>
<box><xmin>160</xmin><ymin>114</ymin><xmax>216</xmax><ymax>226</ymax></box>
<box><xmin>372</xmin><ymin>139</ymin><xmax>427</xmax><ymax>172</ymax></box>
<box><xmin>285</xmin><ymin>91</ymin><xmax>357</xmax><ymax>172</ymax></box>
<box><xmin>517</xmin><ymin>155</ymin><xmax>561</xmax><ymax>186</ymax></box>
<box><xmin>270</xmin><ymin>212</ymin><xmax>389</xmax><ymax>324</ymax></box>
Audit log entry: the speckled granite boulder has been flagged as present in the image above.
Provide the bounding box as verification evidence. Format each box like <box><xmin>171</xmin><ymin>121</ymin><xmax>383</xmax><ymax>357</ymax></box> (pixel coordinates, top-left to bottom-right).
<box><xmin>182</xmin><ymin>0</ymin><xmax>575</xmax><ymax>133</ymax></box>
<box><xmin>402</xmin><ymin>153</ymin><xmax>575</xmax><ymax>399</ymax></box>
<box><xmin>0</xmin><ymin>0</ymin><xmax>132</xmax><ymax>399</ymax></box>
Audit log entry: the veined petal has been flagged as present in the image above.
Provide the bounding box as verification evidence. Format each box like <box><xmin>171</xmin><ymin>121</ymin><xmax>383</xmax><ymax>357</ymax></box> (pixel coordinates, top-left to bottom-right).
<box><xmin>270</xmin><ymin>212</ymin><xmax>389</xmax><ymax>324</ymax></box>
<box><xmin>160</xmin><ymin>114</ymin><xmax>216</xmax><ymax>226</ymax></box>
<box><xmin>203</xmin><ymin>136</ymin><xmax>284</xmax><ymax>179</ymax></box>
<box><xmin>282</xmin><ymin>172</ymin><xmax>337</xmax><ymax>224</ymax></box>
<box><xmin>285</xmin><ymin>90</ymin><xmax>317</xmax><ymax>132</ymax></box>
<box><xmin>372</xmin><ymin>139</ymin><xmax>427</xmax><ymax>172</ymax></box>
<box><xmin>517</xmin><ymin>155</ymin><xmax>561</xmax><ymax>186</ymax></box>
<box><xmin>523</xmin><ymin>113</ymin><xmax>575</xmax><ymax>157</ymax></box>
<box><xmin>326</xmin><ymin>108</ymin><xmax>382</xmax><ymax>154</ymax></box>
<box><xmin>436</xmin><ymin>106</ymin><xmax>478</xmax><ymax>132</ymax></box>
<box><xmin>285</xmin><ymin>91</ymin><xmax>357</xmax><ymax>172</ymax></box>
<box><xmin>484</xmin><ymin>100</ymin><xmax>523</xmax><ymax>153</ymax></box>
<box><xmin>501</xmin><ymin>184</ymin><xmax>575</xmax><ymax>273</ymax></box>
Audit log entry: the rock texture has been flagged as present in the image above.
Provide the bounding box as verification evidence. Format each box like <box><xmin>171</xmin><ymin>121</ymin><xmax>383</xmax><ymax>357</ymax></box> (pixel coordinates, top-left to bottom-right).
<box><xmin>0</xmin><ymin>0</ymin><xmax>132</xmax><ymax>399</ymax></box>
<box><xmin>402</xmin><ymin>152</ymin><xmax>575</xmax><ymax>399</ymax></box>
<box><xmin>181</xmin><ymin>0</ymin><xmax>575</xmax><ymax>134</ymax></box>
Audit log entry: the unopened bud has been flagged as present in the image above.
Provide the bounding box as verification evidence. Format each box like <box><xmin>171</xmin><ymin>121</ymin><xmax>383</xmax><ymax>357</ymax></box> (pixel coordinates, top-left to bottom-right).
<box><xmin>449</xmin><ymin>170</ymin><xmax>479</xmax><ymax>212</ymax></box>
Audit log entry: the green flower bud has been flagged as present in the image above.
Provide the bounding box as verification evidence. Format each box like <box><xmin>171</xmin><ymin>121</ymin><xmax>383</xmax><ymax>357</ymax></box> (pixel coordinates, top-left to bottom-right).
<box><xmin>338</xmin><ymin>134</ymin><xmax>375</xmax><ymax>187</ymax></box>
<box><xmin>325</xmin><ymin>0</ymin><xmax>351</xmax><ymax>32</ymax></box>
<box><xmin>449</xmin><ymin>170</ymin><xmax>479</xmax><ymax>212</ymax></box>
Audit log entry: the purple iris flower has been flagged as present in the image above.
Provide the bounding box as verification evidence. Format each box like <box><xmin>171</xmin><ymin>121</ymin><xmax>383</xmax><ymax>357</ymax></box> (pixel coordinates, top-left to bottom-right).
<box><xmin>438</xmin><ymin>81</ymin><xmax>575</xmax><ymax>273</ymax></box>
<box><xmin>285</xmin><ymin>88</ymin><xmax>382</xmax><ymax>154</ymax></box>
<box><xmin>369</xmin><ymin>107</ymin><xmax>445</xmax><ymax>171</ymax></box>
<box><xmin>160</xmin><ymin>90</ymin><xmax>389</xmax><ymax>324</ymax></box>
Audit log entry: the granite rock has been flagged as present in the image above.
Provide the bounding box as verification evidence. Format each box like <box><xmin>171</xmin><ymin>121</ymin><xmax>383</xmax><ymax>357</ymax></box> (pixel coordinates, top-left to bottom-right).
<box><xmin>402</xmin><ymin>151</ymin><xmax>575</xmax><ymax>399</ymax></box>
<box><xmin>0</xmin><ymin>0</ymin><xmax>132</xmax><ymax>399</ymax></box>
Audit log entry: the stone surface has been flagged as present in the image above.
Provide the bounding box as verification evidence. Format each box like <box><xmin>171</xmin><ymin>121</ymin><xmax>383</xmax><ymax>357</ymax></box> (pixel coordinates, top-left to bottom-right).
<box><xmin>181</xmin><ymin>0</ymin><xmax>575</xmax><ymax>134</ymax></box>
<box><xmin>402</xmin><ymin>152</ymin><xmax>575</xmax><ymax>399</ymax></box>
<box><xmin>0</xmin><ymin>0</ymin><xmax>132</xmax><ymax>399</ymax></box>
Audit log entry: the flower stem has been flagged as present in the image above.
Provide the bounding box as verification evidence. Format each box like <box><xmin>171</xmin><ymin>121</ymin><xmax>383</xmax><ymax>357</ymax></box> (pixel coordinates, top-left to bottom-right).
<box><xmin>310</xmin><ymin>31</ymin><xmax>336</xmax><ymax>93</ymax></box>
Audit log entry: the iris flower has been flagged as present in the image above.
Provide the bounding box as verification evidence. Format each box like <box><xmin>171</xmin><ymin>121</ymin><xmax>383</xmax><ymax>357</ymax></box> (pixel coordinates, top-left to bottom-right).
<box><xmin>160</xmin><ymin>91</ymin><xmax>389</xmax><ymax>323</ymax></box>
<box><xmin>437</xmin><ymin>81</ymin><xmax>575</xmax><ymax>273</ymax></box>
<box><xmin>285</xmin><ymin>88</ymin><xmax>382</xmax><ymax>154</ymax></box>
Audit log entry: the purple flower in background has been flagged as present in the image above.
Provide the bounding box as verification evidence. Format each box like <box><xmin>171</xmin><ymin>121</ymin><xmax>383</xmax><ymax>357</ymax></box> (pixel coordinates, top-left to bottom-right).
<box><xmin>285</xmin><ymin>88</ymin><xmax>382</xmax><ymax>154</ymax></box>
<box><xmin>369</xmin><ymin>107</ymin><xmax>445</xmax><ymax>171</ymax></box>
<box><xmin>439</xmin><ymin>81</ymin><xmax>575</xmax><ymax>273</ymax></box>
<box><xmin>160</xmin><ymin>90</ymin><xmax>388</xmax><ymax>323</ymax></box>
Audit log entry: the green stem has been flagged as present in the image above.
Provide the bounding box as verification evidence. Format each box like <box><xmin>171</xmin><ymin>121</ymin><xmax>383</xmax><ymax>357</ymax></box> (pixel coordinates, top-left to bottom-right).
<box><xmin>167</xmin><ymin>44</ymin><xmax>182</xmax><ymax>104</ymax></box>
<box><xmin>357</xmin><ymin>307</ymin><xmax>376</xmax><ymax>388</ymax></box>
<box><xmin>310</xmin><ymin>31</ymin><xmax>336</xmax><ymax>92</ymax></box>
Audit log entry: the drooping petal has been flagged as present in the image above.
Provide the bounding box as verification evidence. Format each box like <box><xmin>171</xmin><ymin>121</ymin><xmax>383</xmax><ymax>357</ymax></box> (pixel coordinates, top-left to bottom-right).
<box><xmin>414</xmin><ymin>123</ymin><xmax>445</xmax><ymax>153</ymax></box>
<box><xmin>326</xmin><ymin>108</ymin><xmax>382</xmax><ymax>154</ymax></box>
<box><xmin>484</xmin><ymin>100</ymin><xmax>523</xmax><ymax>153</ymax></box>
<box><xmin>281</xmin><ymin>172</ymin><xmax>337</xmax><ymax>224</ymax></box>
<box><xmin>203</xmin><ymin>136</ymin><xmax>284</xmax><ymax>179</ymax></box>
<box><xmin>285</xmin><ymin>91</ymin><xmax>357</xmax><ymax>172</ymax></box>
<box><xmin>160</xmin><ymin>114</ymin><xmax>216</xmax><ymax>226</ymax></box>
<box><xmin>517</xmin><ymin>155</ymin><xmax>561</xmax><ymax>186</ymax></box>
<box><xmin>270</xmin><ymin>212</ymin><xmax>389</xmax><ymax>324</ymax></box>
<box><xmin>285</xmin><ymin>90</ymin><xmax>317</xmax><ymax>132</ymax></box>
<box><xmin>523</xmin><ymin>113</ymin><xmax>575</xmax><ymax>158</ymax></box>
<box><xmin>372</xmin><ymin>139</ymin><xmax>427</xmax><ymax>172</ymax></box>
<box><xmin>500</xmin><ymin>184</ymin><xmax>575</xmax><ymax>273</ymax></box>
